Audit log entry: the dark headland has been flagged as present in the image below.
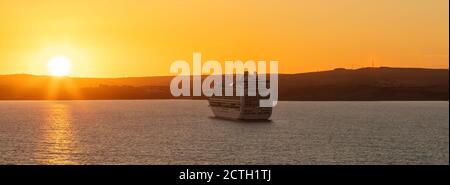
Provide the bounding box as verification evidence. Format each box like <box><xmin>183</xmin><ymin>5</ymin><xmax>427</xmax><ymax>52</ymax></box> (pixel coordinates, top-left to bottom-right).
<box><xmin>0</xmin><ymin>67</ymin><xmax>448</xmax><ymax>101</ymax></box>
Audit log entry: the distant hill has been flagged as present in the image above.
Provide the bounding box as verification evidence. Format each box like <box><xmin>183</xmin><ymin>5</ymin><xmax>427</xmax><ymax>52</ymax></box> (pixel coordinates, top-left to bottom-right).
<box><xmin>278</xmin><ymin>67</ymin><xmax>448</xmax><ymax>100</ymax></box>
<box><xmin>0</xmin><ymin>67</ymin><xmax>448</xmax><ymax>100</ymax></box>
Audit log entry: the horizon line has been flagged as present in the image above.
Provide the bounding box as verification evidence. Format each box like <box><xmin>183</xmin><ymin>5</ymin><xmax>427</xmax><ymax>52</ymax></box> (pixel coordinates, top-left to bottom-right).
<box><xmin>1</xmin><ymin>66</ymin><xmax>448</xmax><ymax>79</ymax></box>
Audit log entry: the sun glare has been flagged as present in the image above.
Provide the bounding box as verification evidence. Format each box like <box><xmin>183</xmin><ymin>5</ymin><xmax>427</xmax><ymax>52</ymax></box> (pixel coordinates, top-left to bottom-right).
<box><xmin>48</xmin><ymin>56</ymin><xmax>72</xmax><ymax>77</ymax></box>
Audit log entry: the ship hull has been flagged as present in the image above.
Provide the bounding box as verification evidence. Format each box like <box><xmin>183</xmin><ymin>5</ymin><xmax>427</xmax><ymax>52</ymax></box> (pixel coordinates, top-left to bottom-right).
<box><xmin>210</xmin><ymin>106</ymin><xmax>242</xmax><ymax>120</ymax></box>
<box><xmin>209</xmin><ymin>104</ymin><xmax>273</xmax><ymax>120</ymax></box>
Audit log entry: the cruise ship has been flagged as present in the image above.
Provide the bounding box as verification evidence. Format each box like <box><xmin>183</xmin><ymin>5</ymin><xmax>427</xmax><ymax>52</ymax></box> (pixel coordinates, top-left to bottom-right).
<box><xmin>208</xmin><ymin>72</ymin><xmax>273</xmax><ymax>120</ymax></box>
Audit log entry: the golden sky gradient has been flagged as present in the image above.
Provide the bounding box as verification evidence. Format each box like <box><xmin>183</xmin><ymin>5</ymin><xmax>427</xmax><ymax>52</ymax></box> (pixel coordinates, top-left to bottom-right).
<box><xmin>0</xmin><ymin>0</ymin><xmax>448</xmax><ymax>77</ymax></box>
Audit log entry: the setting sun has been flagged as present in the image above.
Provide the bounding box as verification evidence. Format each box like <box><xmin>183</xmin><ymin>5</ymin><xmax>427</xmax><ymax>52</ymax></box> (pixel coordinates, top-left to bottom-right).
<box><xmin>48</xmin><ymin>56</ymin><xmax>72</xmax><ymax>77</ymax></box>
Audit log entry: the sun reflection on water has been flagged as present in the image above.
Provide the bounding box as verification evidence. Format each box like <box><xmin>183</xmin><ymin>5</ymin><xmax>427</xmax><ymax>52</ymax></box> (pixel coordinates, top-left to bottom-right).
<box><xmin>35</xmin><ymin>103</ymin><xmax>79</xmax><ymax>165</ymax></box>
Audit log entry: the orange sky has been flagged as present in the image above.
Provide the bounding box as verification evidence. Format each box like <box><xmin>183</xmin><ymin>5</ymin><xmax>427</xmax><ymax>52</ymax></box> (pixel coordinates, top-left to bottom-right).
<box><xmin>0</xmin><ymin>0</ymin><xmax>448</xmax><ymax>77</ymax></box>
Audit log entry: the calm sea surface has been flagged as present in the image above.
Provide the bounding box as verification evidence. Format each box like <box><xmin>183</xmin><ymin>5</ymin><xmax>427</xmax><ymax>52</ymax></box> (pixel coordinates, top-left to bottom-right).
<box><xmin>0</xmin><ymin>100</ymin><xmax>448</xmax><ymax>165</ymax></box>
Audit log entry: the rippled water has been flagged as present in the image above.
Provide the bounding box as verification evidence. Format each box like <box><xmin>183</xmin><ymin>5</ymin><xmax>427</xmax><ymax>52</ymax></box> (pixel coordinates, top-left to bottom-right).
<box><xmin>0</xmin><ymin>100</ymin><xmax>448</xmax><ymax>165</ymax></box>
